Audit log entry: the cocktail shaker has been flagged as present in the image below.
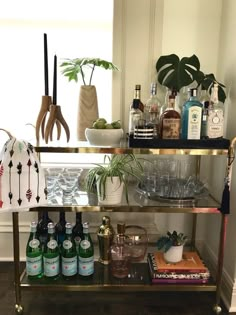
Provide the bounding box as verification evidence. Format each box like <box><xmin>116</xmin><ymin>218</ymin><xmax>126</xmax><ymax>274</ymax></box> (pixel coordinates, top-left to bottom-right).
<box><xmin>97</xmin><ymin>216</ymin><xmax>115</xmax><ymax>264</ymax></box>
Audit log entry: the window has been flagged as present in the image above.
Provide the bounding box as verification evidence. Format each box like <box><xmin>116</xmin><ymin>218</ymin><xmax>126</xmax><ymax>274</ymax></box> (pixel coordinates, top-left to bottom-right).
<box><xmin>0</xmin><ymin>0</ymin><xmax>113</xmax><ymax>165</ymax></box>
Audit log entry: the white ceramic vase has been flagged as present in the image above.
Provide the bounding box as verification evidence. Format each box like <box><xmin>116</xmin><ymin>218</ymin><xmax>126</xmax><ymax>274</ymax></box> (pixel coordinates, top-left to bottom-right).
<box><xmin>96</xmin><ymin>176</ymin><xmax>124</xmax><ymax>205</ymax></box>
<box><xmin>164</xmin><ymin>245</ymin><xmax>183</xmax><ymax>263</ymax></box>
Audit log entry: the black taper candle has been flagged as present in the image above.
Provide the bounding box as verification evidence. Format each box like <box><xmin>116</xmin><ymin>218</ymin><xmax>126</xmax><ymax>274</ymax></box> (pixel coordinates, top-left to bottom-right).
<box><xmin>44</xmin><ymin>33</ymin><xmax>49</xmax><ymax>96</ymax></box>
<box><xmin>53</xmin><ymin>54</ymin><xmax>57</xmax><ymax>105</ymax></box>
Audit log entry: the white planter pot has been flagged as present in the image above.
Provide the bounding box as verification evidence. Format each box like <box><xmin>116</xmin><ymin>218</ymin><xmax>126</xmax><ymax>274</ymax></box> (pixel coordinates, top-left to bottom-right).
<box><xmin>96</xmin><ymin>176</ymin><xmax>124</xmax><ymax>205</ymax></box>
<box><xmin>164</xmin><ymin>245</ymin><xmax>183</xmax><ymax>263</ymax></box>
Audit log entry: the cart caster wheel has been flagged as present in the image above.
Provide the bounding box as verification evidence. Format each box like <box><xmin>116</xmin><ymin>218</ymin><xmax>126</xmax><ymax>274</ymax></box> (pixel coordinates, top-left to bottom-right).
<box><xmin>213</xmin><ymin>304</ymin><xmax>222</xmax><ymax>314</ymax></box>
<box><xmin>15</xmin><ymin>304</ymin><xmax>24</xmax><ymax>314</ymax></box>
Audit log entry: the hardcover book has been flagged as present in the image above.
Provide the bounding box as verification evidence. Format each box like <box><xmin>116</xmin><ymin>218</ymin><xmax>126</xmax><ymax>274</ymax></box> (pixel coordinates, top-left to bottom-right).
<box><xmin>148</xmin><ymin>252</ymin><xmax>208</xmax><ymax>273</ymax></box>
<box><xmin>151</xmin><ymin>278</ymin><xmax>209</xmax><ymax>284</ymax></box>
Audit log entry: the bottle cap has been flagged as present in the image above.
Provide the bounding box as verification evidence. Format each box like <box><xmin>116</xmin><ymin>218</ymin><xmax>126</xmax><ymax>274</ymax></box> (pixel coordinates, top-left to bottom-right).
<box><xmin>135</xmin><ymin>84</ymin><xmax>141</xmax><ymax>90</ymax></box>
<box><xmin>102</xmin><ymin>216</ymin><xmax>111</xmax><ymax>226</ymax></box>
<box><xmin>65</xmin><ymin>222</ymin><xmax>72</xmax><ymax>229</ymax></box>
<box><xmin>83</xmin><ymin>222</ymin><xmax>89</xmax><ymax>229</ymax></box>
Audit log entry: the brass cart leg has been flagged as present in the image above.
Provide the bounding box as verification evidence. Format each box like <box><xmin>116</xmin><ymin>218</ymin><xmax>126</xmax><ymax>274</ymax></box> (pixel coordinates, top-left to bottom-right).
<box><xmin>213</xmin><ymin>213</ymin><xmax>228</xmax><ymax>314</ymax></box>
<box><xmin>12</xmin><ymin>212</ymin><xmax>24</xmax><ymax>314</ymax></box>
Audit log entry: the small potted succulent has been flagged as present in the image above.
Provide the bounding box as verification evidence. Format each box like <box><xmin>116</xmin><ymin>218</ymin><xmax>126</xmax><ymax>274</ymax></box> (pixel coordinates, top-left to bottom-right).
<box><xmin>85</xmin><ymin>154</ymin><xmax>144</xmax><ymax>205</ymax></box>
<box><xmin>156</xmin><ymin>230</ymin><xmax>187</xmax><ymax>263</ymax></box>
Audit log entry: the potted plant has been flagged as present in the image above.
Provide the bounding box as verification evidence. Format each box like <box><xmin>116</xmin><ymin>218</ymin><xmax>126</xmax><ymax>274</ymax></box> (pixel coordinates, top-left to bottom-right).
<box><xmin>85</xmin><ymin>154</ymin><xmax>144</xmax><ymax>205</ymax></box>
<box><xmin>60</xmin><ymin>58</ymin><xmax>119</xmax><ymax>141</ymax></box>
<box><xmin>156</xmin><ymin>230</ymin><xmax>187</xmax><ymax>263</ymax></box>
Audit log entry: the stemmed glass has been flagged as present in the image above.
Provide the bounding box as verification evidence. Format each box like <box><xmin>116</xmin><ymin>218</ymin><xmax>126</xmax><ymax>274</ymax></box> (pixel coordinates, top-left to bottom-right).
<box><xmin>44</xmin><ymin>168</ymin><xmax>64</xmax><ymax>204</ymax></box>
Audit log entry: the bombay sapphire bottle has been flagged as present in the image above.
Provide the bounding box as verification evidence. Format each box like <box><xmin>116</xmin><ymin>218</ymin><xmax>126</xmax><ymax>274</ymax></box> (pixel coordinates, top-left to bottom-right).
<box><xmin>181</xmin><ymin>88</ymin><xmax>203</xmax><ymax>139</ymax></box>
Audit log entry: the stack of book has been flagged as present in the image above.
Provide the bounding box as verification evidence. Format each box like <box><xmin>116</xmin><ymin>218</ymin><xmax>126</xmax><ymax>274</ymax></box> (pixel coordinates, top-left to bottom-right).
<box><xmin>147</xmin><ymin>251</ymin><xmax>210</xmax><ymax>284</ymax></box>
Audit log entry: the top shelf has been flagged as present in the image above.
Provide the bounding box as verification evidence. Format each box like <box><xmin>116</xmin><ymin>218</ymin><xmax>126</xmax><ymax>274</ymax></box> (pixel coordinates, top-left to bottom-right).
<box><xmin>35</xmin><ymin>138</ymin><xmax>230</xmax><ymax>156</ymax></box>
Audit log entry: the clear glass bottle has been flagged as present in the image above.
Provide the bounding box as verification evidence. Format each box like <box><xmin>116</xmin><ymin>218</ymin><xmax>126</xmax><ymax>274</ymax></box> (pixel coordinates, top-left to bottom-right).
<box><xmin>159</xmin><ymin>94</ymin><xmax>181</xmax><ymax>139</ymax></box>
<box><xmin>55</xmin><ymin>211</ymin><xmax>67</xmax><ymax>248</ymax></box>
<box><xmin>37</xmin><ymin>211</ymin><xmax>53</xmax><ymax>251</ymax></box>
<box><xmin>26</xmin><ymin>221</ymin><xmax>43</xmax><ymax>279</ymax></box>
<box><xmin>43</xmin><ymin>222</ymin><xmax>60</xmax><ymax>279</ymax></box>
<box><xmin>144</xmin><ymin>83</ymin><xmax>161</xmax><ymax>137</ymax></box>
<box><xmin>181</xmin><ymin>88</ymin><xmax>203</xmax><ymax>139</ymax></box>
<box><xmin>128</xmin><ymin>85</ymin><xmax>143</xmax><ymax>135</ymax></box>
<box><xmin>110</xmin><ymin>223</ymin><xmax>130</xmax><ymax>279</ymax></box>
<box><xmin>97</xmin><ymin>216</ymin><xmax>115</xmax><ymax>265</ymax></box>
<box><xmin>78</xmin><ymin>222</ymin><xmax>94</xmax><ymax>277</ymax></box>
<box><xmin>61</xmin><ymin>222</ymin><xmax>77</xmax><ymax>279</ymax></box>
<box><xmin>72</xmin><ymin>212</ymin><xmax>84</xmax><ymax>253</ymax></box>
<box><xmin>207</xmin><ymin>83</ymin><xmax>224</xmax><ymax>138</ymax></box>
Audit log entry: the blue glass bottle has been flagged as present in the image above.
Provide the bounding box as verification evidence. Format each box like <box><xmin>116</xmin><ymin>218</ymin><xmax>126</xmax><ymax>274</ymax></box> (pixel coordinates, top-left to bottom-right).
<box><xmin>181</xmin><ymin>88</ymin><xmax>203</xmax><ymax>139</ymax></box>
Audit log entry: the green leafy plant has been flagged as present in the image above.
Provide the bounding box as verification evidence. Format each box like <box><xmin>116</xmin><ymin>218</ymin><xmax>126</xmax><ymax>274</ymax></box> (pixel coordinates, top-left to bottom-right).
<box><xmin>156</xmin><ymin>54</ymin><xmax>201</xmax><ymax>92</ymax></box>
<box><xmin>60</xmin><ymin>57</ymin><xmax>119</xmax><ymax>85</ymax></box>
<box><xmin>196</xmin><ymin>73</ymin><xmax>226</xmax><ymax>103</ymax></box>
<box><xmin>156</xmin><ymin>230</ymin><xmax>187</xmax><ymax>253</ymax></box>
<box><xmin>85</xmin><ymin>154</ymin><xmax>144</xmax><ymax>203</ymax></box>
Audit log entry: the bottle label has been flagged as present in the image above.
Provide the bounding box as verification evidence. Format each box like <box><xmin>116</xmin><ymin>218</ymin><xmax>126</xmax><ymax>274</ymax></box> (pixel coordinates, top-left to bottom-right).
<box><xmin>187</xmin><ymin>106</ymin><xmax>202</xmax><ymax>139</ymax></box>
<box><xmin>80</xmin><ymin>240</ymin><xmax>91</xmax><ymax>250</ymax></box>
<box><xmin>47</xmin><ymin>240</ymin><xmax>58</xmax><ymax>250</ymax></box>
<box><xmin>26</xmin><ymin>255</ymin><xmax>42</xmax><ymax>276</ymax></box>
<box><xmin>79</xmin><ymin>256</ymin><xmax>94</xmax><ymax>276</ymax></box>
<box><xmin>29</xmin><ymin>239</ymin><xmax>40</xmax><ymax>249</ymax></box>
<box><xmin>162</xmin><ymin>118</ymin><xmax>180</xmax><ymax>139</ymax></box>
<box><xmin>62</xmin><ymin>256</ymin><xmax>77</xmax><ymax>276</ymax></box>
<box><xmin>63</xmin><ymin>240</ymin><xmax>72</xmax><ymax>250</ymax></box>
<box><xmin>43</xmin><ymin>256</ymin><xmax>60</xmax><ymax>277</ymax></box>
<box><xmin>207</xmin><ymin>109</ymin><xmax>224</xmax><ymax>138</ymax></box>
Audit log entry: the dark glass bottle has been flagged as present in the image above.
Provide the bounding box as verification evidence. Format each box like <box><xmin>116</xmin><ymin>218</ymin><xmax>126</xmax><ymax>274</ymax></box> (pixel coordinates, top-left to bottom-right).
<box><xmin>37</xmin><ymin>211</ymin><xmax>52</xmax><ymax>251</ymax></box>
<box><xmin>55</xmin><ymin>211</ymin><xmax>67</xmax><ymax>248</ymax></box>
<box><xmin>78</xmin><ymin>222</ymin><xmax>94</xmax><ymax>277</ymax></box>
<box><xmin>26</xmin><ymin>221</ymin><xmax>43</xmax><ymax>279</ymax></box>
<box><xmin>72</xmin><ymin>212</ymin><xmax>83</xmax><ymax>253</ymax></box>
<box><xmin>43</xmin><ymin>222</ymin><xmax>60</xmax><ymax>279</ymax></box>
<box><xmin>128</xmin><ymin>84</ymin><xmax>144</xmax><ymax>135</ymax></box>
<box><xmin>61</xmin><ymin>223</ymin><xmax>77</xmax><ymax>279</ymax></box>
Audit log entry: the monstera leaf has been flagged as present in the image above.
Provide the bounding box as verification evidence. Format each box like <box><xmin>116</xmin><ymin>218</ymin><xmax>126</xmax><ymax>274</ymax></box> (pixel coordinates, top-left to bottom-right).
<box><xmin>156</xmin><ymin>54</ymin><xmax>201</xmax><ymax>92</ymax></box>
<box><xmin>197</xmin><ymin>73</ymin><xmax>226</xmax><ymax>103</ymax></box>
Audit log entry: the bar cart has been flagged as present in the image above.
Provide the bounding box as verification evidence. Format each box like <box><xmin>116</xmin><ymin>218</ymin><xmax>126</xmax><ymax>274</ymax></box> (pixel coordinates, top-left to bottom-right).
<box><xmin>12</xmin><ymin>137</ymin><xmax>236</xmax><ymax>314</ymax></box>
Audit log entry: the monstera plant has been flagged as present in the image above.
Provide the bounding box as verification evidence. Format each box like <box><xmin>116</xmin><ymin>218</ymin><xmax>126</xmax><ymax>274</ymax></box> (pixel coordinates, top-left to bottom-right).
<box><xmin>196</xmin><ymin>73</ymin><xmax>226</xmax><ymax>103</ymax></box>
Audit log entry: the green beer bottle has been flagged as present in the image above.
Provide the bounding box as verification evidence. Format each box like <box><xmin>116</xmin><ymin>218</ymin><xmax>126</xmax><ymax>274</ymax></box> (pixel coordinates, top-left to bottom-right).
<box><xmin>61</xmin><ymin>222</ymin><xmax>77</xmax><ymax>279</ymax></box>
<box><xmin>26</xmin><ymin>221</ymin><xmax>43</xmax><ymax>279</ymax></box>
<box><xmin>43</xmin><ymin>222</ymin><xmax>60</xmax><ymax>279</ymax></box>
<box><xmin>78</xmin><ymin>222</ymin><xmax>94</xmax><ymax>277</ymax></box>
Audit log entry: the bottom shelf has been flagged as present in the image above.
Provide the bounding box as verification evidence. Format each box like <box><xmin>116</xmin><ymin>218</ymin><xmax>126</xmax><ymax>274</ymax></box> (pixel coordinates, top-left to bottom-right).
<box><xmin>20</xmin><ymin>262</ymin><xmax>216</xmax><ymax>292</ymax></box>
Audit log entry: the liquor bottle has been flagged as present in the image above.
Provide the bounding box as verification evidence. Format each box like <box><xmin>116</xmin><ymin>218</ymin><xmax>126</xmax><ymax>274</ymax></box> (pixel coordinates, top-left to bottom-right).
<box><xmin>43</xmin><ymin>222</ymin><xmax>60</xmax><ymax>279</ymax></box>
<box><xmin>128</xmin><ymin>85</ymin><xmax>143</xmax><ymax>135</ymax></box>
<box><xmin>72</xmin><ymin>212</ymin><xmax>83</xmax><ymax>253</ymax></box>
<box><xmin>78</xmin><ymin>222</ymin><xmax>94</xmax><ymax>277</ymax></box>
<box><xmin>26</xmin><ymin>221</ymin><xmax>43</xmax><ymax>279</ymax></box>
<box><xmin>181</xmin><ymin>88</ymin><xmax>203</xmax><ymax>139</ymax></box>
<box><xmin>97</xmin><ymin>216</ymin><xmax>115</xmax><ymax>264</ymax></box>
<box><xmin>201</xmin><ymin>101</ymin><xmax>209</xmax><ymax>139</ymax></box>
<box><xmin>144</xmin><ymin>83</ymin><xmax>161</xmax><ymax>137</ymax></box>
<box><xmin>110</xmin><ymin>222</ymin><xmax>130</xmax><ymax>278</ymax></box>
<box><xmin>207</xmin><ymin>83</ymin><xmax>224</xmax><ymax>138</ymax></box>
<box><xmin>37</xmin><ymin>211</ymin><xmax>53</xmax><ymax>251</ymax></box>
<box><xmin>159</xmin><ymin>94</ymin><xmax>181</xmax><ymax>139</ymax></box>
<box><xmin>61</xmin><ymin>222</ymin><xmax>77</xmax><ymax>278</ymax></box>
<box><xmin>55</xmin><ymin>211</ymin><xmax>67</xmax><ymax>248</ymax></box>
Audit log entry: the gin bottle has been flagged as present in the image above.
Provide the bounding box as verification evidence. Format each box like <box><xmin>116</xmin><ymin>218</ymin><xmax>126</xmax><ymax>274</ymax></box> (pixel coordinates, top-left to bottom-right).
<box><xmin>78</xmin><ymin>222</ymin><xmax>94</xmax><ymax>277</ymax></box>
<box><xmin>55</xmin><ymin>211</ymin><xmax>67</xmax><ymax>248</ymax></box>
<box><xmin>160</xmin><ymin>94</ymin><xmax>181</xmax><ymax>139</ymax></box>
<box><xmin>61</xmin><ymin>223</ymin><xmax>77</xmax><ymax>278</ymax></box>
<box><xmin>26</xmin><ymin>221</ymin><xmax>43</xmax><ymax>279</ymax></box>
<box><xmin>207</xmin><ymin>83</ymin><xmax>224</xmax><ymax>138</ymax></box>
<box><xmin>43</xmin><ymin>222</ymin><xmax>60</xmax><ymax>279</ymax></box>
<box><xmin>181</xmin><ymin>88</ymin><xmax>203</xmax><ymax>139</ymax></box>
<box><xmin>72</xmin><ymin>212</ymin><xmax>84</xmax><ymax>253</ymax></box>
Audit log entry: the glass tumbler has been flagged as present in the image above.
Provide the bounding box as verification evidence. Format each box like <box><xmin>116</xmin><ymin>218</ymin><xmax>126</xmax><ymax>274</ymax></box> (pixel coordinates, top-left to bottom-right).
<box><xmin>58</xmin><ymin>172</ymin><xmax>80</xmax><ymax>205</ymax></box>
<box><xmin>45</xmin><ymin>168</ymin><xmax>64</xmax><ymax>204</ymax></box>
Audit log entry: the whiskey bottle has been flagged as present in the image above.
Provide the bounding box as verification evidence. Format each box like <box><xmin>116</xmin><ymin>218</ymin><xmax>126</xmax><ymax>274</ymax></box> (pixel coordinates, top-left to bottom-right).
<box><xmin>160</xmin><ymin>94</ymin><xmax>181</xmax><ymax>139</ymax></box>
<box><xmin>207</xmin><ymin>83</ymin><xmax>224</xmax><ymax>138</ymax></box>
<box><xmin>72</xmin><ymin>212</ymin><xmax>84</xmax><ymax>253</ymax></box>
<box><xmin>78</xmin><ymin>222</ymin><xmax>94</xmax><ymax>277</ymax></box>
<box><xmin>55</xmin><ymin>211</ymin><xmax>67</xmax><ymax>248</ymax></box>
<box><xmin>128</xmin><ymin>85</ymin><xmax>143</xmax><ymax>135</ymax></box>
<box><xmin>181</xmin><ymin>88</ymin><xmax>203</xmax><ymax>139</ymax></box>
<box><xmin>144</xmin><ymin>83</ymin><xmax>161</xmax><ymax>137</ymax></box>
<box><xmin>61</xmin><ymin>223</ymin><xmax>77</xmax><ymax>278</ymax></box>
<box><xmin>26</xmin><ymin>221</ymin><xmax>43</xmax><ymax>279</ymax></box>
<box><xmin>43</xmin><ymin>222</ymin><xmax>60</xmax><ymax>279</ymax></box>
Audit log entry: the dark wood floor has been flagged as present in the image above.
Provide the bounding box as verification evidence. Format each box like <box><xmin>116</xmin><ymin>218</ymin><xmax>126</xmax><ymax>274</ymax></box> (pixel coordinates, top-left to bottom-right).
<box><xmin>0</xmin><ymin>262</ymin><xmax>233</xmax><ymax>315</ymax></box>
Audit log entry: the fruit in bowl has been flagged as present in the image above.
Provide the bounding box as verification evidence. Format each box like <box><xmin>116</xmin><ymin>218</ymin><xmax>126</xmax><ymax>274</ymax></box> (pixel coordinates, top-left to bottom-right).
<box><xmin>85</xmin><ymin>118</ymin><xmax>124</xmax><ymax>146</ymax></box>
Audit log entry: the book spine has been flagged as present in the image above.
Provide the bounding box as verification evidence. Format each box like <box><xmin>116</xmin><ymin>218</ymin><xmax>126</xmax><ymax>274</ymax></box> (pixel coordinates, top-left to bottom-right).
<box><xmin>151</xmin><ymin>278</ymin><xmax>209</xmax><ymax>284</ymax></box>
